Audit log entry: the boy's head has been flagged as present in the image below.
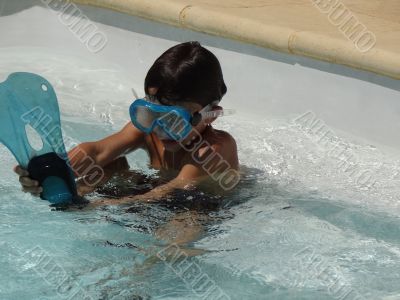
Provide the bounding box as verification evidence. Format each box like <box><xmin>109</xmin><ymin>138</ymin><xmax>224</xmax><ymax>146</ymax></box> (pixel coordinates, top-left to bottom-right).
<box><xmin>144</xmin><ymin>41</ymin><xmax>227</xmax><ymax>108</ymax></box>
<box><xmin>137</xmin><ymin>42</ymin><xmax>227</xmax><ymax>151</ymax></box>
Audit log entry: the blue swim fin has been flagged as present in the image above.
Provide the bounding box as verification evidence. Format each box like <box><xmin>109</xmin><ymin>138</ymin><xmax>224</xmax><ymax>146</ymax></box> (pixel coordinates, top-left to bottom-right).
<box><xmin>0</xmin><ymin>72</ymin><xmax>77</xmax><ymax>204</ymax></box>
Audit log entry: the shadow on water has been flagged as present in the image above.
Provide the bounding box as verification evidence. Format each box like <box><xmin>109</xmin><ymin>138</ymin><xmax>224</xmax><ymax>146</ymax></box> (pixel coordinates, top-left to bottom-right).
<box><xmin>66</xmin><ymin>165</ymin><xmax>272</xmax><ymax>253</ymax></box>
<box><xmin>87</xmin><ymin>166</ymin><xmax>295</xmax><ymax>247</ymax></box>
<box><xmin>92</xmin><ymin>165</ymin><xmax>266</xmax><ymax>229</ymax></box>
<box><xmin>295</xmin><ymin>196</ymin><xmax>400</xmax><ymax>245</ymax></box>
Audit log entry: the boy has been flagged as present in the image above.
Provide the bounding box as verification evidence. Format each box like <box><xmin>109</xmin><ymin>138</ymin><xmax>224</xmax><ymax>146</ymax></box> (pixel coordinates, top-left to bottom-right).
<box><xmin>14</xmin><ymin>41</ymin><xmax>239</xmax><ymax>206</ymax></box>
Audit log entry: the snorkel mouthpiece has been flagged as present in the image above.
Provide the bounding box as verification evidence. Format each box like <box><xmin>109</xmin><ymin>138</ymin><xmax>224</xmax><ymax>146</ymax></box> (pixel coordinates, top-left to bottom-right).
<box><xmin>27</xmin><ymin>153</ymin><xmax>77</xmax><ymax>204</ymax></box>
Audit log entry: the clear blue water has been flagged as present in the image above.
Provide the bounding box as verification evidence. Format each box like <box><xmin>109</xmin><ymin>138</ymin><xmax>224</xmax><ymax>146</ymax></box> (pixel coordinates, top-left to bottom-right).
<box><xmin>1</xmin><ymin>49</ymin><xmax>400</xmax><ymax>300</ymax></box>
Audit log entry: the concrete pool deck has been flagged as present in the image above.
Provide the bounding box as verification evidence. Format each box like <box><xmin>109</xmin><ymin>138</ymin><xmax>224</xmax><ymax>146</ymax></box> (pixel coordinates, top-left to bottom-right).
<box><xmin>72</xmin><ymin>0</ymin><xmax>400</xmax><ymax>80</ymax></box>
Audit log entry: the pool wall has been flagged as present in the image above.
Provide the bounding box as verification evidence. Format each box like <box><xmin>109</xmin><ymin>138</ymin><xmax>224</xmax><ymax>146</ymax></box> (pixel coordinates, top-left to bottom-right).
<box><xmin>70</xmin><ymin>0</ymin><xmax>400</xmax><ymax>80</ymax></box>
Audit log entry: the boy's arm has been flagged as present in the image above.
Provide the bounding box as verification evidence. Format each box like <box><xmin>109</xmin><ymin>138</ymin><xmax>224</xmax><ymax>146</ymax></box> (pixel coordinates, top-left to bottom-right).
<box><xmin>90</xmin><ymin>133</ymin><xmax>239</xmax><ymax>206</ymax></box>
<box><xmin>70</xmin><ymin>122</ymin><xmax>146</xmax><ymax>195</ymax></box>
<box><xmin>70</xmin><ymin>122</ymin><xmax>145</xmax><ymax>171</ymax></box>
<box><xmin>15</xmin><ymin>122</ymin><xmax>145</xmax><ymax>196</ymax></box>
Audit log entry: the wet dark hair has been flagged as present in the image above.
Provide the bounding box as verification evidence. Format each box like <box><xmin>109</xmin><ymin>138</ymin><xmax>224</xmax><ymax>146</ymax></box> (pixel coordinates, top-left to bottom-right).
<box><xmin>144</xmin><ymin>41</ymin><xmax>227</xmax><ymax>107</ymax></box>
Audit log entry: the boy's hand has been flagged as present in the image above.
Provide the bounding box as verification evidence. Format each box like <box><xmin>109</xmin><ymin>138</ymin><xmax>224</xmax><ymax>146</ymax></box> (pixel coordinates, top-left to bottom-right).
<box><xmin>13</xmin><ymin>165</ymin><xmax>43</xmax><ymax>197</ymax></box>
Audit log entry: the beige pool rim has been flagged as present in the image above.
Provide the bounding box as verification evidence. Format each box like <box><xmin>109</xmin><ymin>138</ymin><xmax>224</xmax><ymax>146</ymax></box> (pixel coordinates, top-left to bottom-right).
<box><xmin>72</xmin><ymin>0</ymin><xmax>400</xmax><ymax>80</ymax></box>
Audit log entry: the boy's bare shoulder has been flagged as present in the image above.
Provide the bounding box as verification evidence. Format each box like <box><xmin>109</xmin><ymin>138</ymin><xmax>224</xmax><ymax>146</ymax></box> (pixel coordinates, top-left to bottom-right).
<box><xmin>203</xmin><ymin>127</ymin><xmax>237</xmax><ymax>150</ymax></box>
<box><xmin>196</xmin><ymin>127</ymin><xmax>239</xmax><ymax>170</ymax></box>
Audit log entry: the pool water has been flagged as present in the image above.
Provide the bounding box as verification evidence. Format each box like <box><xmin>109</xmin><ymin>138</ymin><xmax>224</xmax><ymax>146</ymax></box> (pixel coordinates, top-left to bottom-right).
<box><xmin>1</xmin><ymin>48</ymin><xmax>400</xmax><ymax>300</ymax></box>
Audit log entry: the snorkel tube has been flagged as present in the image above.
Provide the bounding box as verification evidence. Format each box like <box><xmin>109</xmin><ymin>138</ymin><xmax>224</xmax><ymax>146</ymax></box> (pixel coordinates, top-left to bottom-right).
<box><xmin>192</xmin><ymin>101</ymin><xmax>236</xmax><ymax>126</ymax></box>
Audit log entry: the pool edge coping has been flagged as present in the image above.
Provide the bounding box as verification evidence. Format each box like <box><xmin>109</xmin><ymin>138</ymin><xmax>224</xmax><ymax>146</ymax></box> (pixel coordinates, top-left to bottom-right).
<box><xmin>71</xmin><ymin>0</ymin><xmax>400</xmax><ymax>80</ymax></box>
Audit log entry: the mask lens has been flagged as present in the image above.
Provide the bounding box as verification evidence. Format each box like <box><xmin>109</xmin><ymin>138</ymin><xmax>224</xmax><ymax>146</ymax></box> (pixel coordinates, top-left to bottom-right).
<box><xmin>157</xmin><ymin>110</ymin><xmax>191</xmax><ymax>140</ymax></box>
<box><xmin>130</xmin><ymin>99</ymin><xmax>193</xmax><ymax>140</ymax></box>
<box><xmin>153</xmin><ymin>126</ymin><xmax>173</xmax><ymax>140</ymax></box>
<box><xmin>133</xmin><ymin>105</ymin><xmax>160</xmax><ymax>130</ymax></box>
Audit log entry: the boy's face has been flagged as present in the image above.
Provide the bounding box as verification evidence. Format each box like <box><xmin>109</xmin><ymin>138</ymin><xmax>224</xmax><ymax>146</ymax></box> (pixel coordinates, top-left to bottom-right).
<box><xmin>147</xmin><ymin>87</ymin><xmax>215</xmax><ymax>152</ymax></box>
<box><xmin>159</xmin><ymin>101</ymin><xmax>210</xmax><ymax>152</ymax></box>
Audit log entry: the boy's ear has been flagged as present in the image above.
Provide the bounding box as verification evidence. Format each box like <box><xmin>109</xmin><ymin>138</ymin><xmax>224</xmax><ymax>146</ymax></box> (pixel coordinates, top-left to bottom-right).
<box><xmin>148</xmin><ymin>87</ymin><xmax>158</xmax><ymax>95</ymax></box>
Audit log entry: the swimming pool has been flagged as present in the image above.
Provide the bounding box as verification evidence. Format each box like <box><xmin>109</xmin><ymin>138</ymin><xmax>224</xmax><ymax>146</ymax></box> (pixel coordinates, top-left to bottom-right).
<box><xmin>1</xmin><ymin>1</ymin><xmax>400</xmax><ymax>299</ymax></box>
